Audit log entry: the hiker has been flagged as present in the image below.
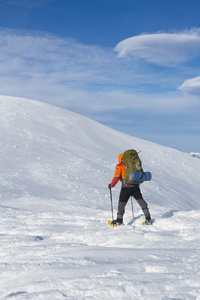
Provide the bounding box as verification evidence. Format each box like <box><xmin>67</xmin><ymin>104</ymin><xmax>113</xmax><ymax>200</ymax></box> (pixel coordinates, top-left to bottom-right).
<box><xmin>108</xmin><ymin>151</ymin><xmax>152</xmax><ymax>226</ymax></box>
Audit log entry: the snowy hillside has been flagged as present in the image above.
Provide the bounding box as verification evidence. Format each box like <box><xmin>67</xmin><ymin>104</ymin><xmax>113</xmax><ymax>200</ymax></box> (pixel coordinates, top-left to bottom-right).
<box><xmin>0</xmin><ymin>95</ymin><xmax>200</xmax><ymax>300</ymax></box>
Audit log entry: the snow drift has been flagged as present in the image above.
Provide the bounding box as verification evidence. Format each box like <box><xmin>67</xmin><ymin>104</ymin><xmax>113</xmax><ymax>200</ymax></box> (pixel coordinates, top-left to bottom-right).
<box><xmin>0</xmin><ymin>95</ymin><xmax>200</xmax><ymax>299</ymax></box>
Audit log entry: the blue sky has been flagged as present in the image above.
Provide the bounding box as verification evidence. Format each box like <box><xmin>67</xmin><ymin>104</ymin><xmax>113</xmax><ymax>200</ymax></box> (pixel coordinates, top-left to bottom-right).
<box><xmin>0</xmin><ymin>0</ymin><xmax>200</xmax><ymax>153</ymax></box>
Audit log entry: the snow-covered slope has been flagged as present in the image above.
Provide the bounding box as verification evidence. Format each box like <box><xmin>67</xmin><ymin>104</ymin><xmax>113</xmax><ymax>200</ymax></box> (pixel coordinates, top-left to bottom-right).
<box><xmin>0</xmin><ymin>95</ymin><xmax>200</xmax><ymax>299</ymax></box>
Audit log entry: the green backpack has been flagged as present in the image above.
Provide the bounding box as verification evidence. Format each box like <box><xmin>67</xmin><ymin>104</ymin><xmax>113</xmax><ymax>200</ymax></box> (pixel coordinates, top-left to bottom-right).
<box><xmin>121</xmin><ymin>149</ymin><xmax>143</xmax><ymax>184</ymax></box>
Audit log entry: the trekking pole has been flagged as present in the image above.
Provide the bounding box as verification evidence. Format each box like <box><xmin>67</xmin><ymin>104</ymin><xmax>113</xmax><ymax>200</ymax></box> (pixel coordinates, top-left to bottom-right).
<box><xmin>131</xmin><ymin>196</ymin><xmax>134</xmax><ymax>218</ymax></box>
<box><xmin>109</xmin><ymin>188</ymin><xmax>114</xmax><ymax>227</ymax></box>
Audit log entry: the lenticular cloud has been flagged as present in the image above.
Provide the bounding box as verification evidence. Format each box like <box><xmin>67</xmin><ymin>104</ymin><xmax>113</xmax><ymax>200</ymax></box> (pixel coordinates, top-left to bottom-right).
<box><xmin>179</xmin><ymin>76</ymin><xmax>200</xmax><ymax>96</ymax></box>
<box><xmin>114</xmin><ymin>29</ymin><xmax>200</xmax><ymax>67</ymax></box>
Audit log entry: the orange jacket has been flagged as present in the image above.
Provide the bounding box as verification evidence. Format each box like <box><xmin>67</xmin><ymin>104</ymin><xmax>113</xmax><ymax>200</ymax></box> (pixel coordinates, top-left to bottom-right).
<box><xmin>110</xmin><ymin>153</ymin><xmax>125</xmax><ymax>188</ymax></box>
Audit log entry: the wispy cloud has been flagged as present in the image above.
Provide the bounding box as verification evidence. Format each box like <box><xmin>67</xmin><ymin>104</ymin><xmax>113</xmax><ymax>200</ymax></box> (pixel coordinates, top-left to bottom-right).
<box><xmin>0</xmin><ymin>29</ymin><xmax>121</xmax><ymax>82</ymax></box>
<box><xmin>114</xmin><ymin>28</ymin><xmax>200</xmax><ymax>67</ymax></box>
<box><xmin>179</xmin><ymin>76</ymin><xmax>200</xmax><ymax>96</ymax></box>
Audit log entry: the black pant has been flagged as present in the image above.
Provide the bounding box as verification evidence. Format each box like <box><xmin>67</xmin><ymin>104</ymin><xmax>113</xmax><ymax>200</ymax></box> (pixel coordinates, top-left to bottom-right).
<box><xmin>117</xmin><ymin>185</ymin><xmax>150</xmax><ymax>220</ymax></box>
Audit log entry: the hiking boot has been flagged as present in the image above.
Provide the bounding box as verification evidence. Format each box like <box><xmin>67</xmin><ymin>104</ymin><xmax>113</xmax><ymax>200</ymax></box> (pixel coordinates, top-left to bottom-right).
<box><xmin>144</xmin><ymin>218</ymin><xmax>152</xmax><ymax>225</ymax></box>
<box><xmin>111</xmin><ymin>218</ymin><xmax>123</xmax><ymax>226</ymax></box>
<box><xmin>142</xmin><ymin>208</ymin><xmax>151</xmax><ymax>220</ymax></box>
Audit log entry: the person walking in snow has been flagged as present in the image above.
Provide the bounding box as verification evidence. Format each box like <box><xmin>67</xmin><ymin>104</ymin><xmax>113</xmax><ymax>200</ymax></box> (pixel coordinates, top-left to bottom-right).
<box><xmin>108</xmin><ymin>152</ymin><xmax>152</xmax><ymax>226</ymax></box>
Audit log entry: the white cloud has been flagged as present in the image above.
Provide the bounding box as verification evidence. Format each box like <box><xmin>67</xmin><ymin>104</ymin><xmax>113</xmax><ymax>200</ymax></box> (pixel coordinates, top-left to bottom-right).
<box><xmin>179</xmin><ymin>76</ymin><xmax>200</xmax><ymax>96</ymax></box>
<box><xmin>0</xmin><ymin>29</ymin><xmax>117</xmax><ymax>88</ymax></box>
<box><xmin>114</xmin><ymin>28</ymin><xmax>200</xmax><ymax>67</ymax></box>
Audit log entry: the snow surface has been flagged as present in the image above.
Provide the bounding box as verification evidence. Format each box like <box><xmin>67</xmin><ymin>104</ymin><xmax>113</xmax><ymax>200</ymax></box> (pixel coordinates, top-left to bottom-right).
<box><xmin>0</xmin><ymin>95</ymin><xmax>200</xmax><ymax>300</ymax></box>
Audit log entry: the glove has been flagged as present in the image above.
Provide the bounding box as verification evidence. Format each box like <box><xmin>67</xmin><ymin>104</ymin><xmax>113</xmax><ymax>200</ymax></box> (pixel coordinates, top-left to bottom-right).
<box><xmin>108</xmin><ymin>184</ymin><xmax>111</xmax><ymax>189</ymax></box>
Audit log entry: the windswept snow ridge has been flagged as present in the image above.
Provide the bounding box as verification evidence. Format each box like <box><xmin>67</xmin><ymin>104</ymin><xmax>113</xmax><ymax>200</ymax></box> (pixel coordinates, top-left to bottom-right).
<box><xmin>190</xmin><ymin>152</ymin><xmax>200</xmax><ymax>159</ymax></box>
<box><xmin>0</xmin><ymin>95</ymin><xmax>200</xmax><ymax>300</ymax></box>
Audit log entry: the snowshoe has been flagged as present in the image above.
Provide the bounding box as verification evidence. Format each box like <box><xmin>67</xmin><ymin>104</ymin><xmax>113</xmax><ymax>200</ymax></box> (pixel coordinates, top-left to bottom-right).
<box><xmin>108</xmin><ymin>218</ymin><xmax>123</xmax><ymax>227</ymax></box>
<box><xmin>142</xmin><ymin>219</ymin><xmax>152</xmax><ymax>226</ymax></box>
